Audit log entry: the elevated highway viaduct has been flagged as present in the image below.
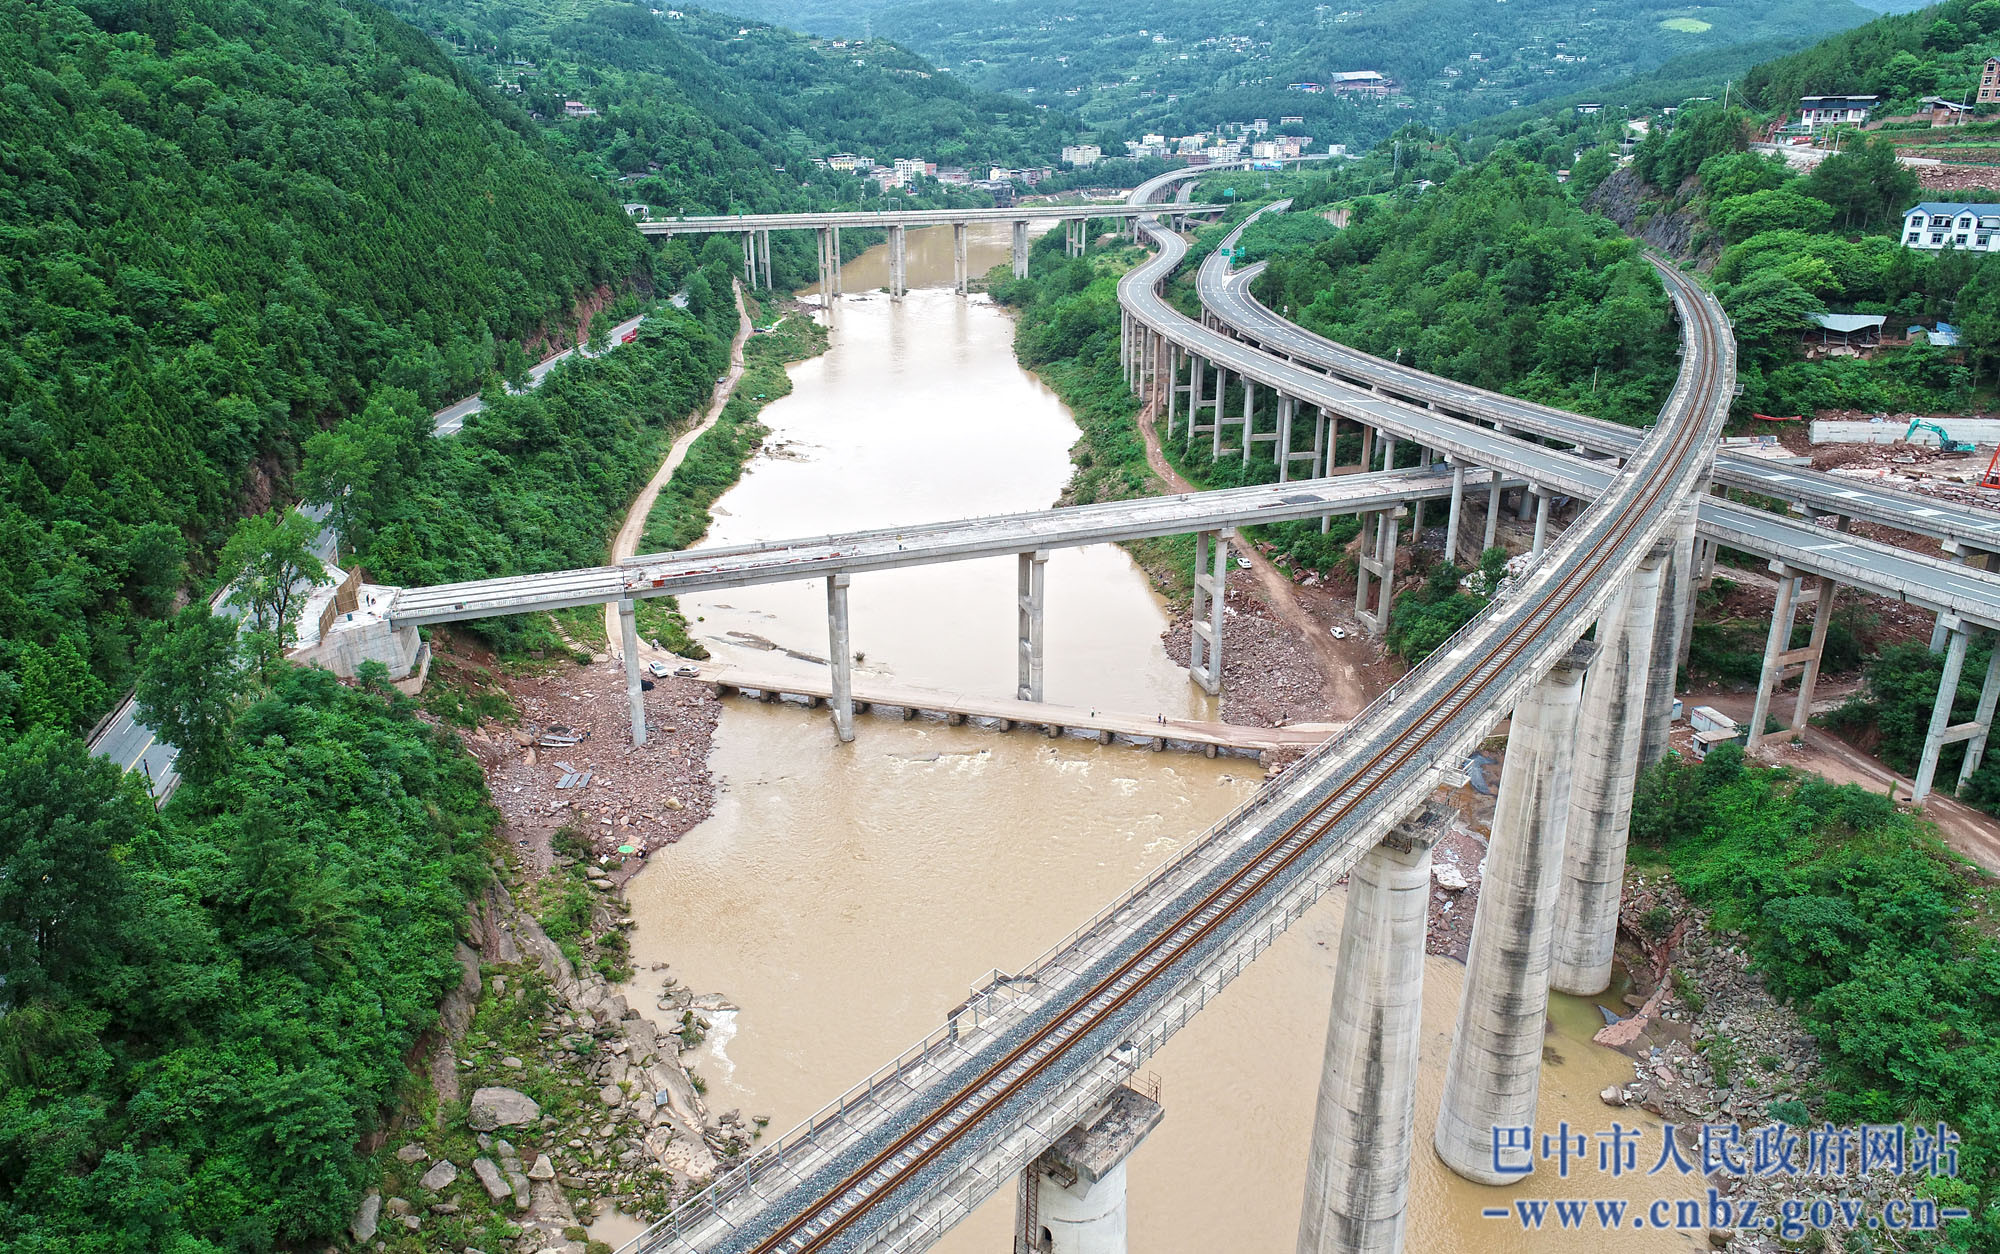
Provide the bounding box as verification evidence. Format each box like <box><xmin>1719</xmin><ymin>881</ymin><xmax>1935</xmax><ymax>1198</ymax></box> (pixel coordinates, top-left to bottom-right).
<box><xmin>1115</xmin><ymin>175</ymin><xmax>2000</xmax><ymax>805</ymax></box>
<box><xmin>639</xmin><ymin>202</ymin><xmax>1224</xmax><ymax>303</ymax></box>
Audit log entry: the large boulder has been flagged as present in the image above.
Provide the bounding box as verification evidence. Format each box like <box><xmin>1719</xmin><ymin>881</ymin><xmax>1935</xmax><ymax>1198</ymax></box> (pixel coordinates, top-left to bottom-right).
<box><xmin>467</xmin><ymin>1086</ymin><xmax>540</xmax><ymax>1131</ymax></box>
<box><xmin>472</xmin><ymin>1156</ymin><xmax>511</xmax><ymax>1201</ymax></box>
<box><xmin>349</xmin><ymin>1192</ymin><xmax>382</xmax><ymax>1242</ymax></box>
<box><xmin>418</xmin><ymin>1159</ymin><xmax>459</xmax><ymax>1192</ymax></box>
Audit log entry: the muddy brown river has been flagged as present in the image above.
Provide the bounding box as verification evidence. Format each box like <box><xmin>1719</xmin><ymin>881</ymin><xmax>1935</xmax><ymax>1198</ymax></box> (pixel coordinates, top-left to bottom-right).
<box><xmin>614</xmin><ymin>223</ymin><xmax>1702</xmax><ymax>1252</ymax></box>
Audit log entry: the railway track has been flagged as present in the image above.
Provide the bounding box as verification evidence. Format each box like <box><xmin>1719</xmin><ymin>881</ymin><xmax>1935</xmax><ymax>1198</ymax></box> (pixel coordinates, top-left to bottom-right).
<box><xmin>632</xmin><ymin>169</ymin><xmax>1732</xmax><ymax>1254</ymax></box>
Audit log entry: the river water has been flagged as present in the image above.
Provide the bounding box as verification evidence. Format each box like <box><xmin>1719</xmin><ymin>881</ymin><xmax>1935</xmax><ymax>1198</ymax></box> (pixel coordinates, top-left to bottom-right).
<box><xmin>616</xmin><ymin>224</ymin><xmax>1701</xmax><ymax>1252</ymax></box>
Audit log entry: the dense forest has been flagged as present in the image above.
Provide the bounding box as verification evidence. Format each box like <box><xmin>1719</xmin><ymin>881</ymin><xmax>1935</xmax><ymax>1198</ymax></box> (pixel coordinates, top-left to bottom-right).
<box><xmin>386</xmin><ymin>0</ymin><xmax>1072</xmax><ymax>198</ymax></box>
<box><xmin>0</xmin><ymin>0</ymin><xmax>646</xmax><ymax>737</ymax></box>
<box><xmin>1255</xmin><ymin>149</ymin><xmax>1683</xmax><ymax>428</ymax></box>
<box><xmin>0</xmin><ymin>664</ymin><xmax>500</xmax><ymax>1252</ymax></box>
<box><xmin>720</xmin><ymin>0</ymin><xmax>1879</xmax><ymax>148</ymax></box>
<box><xmin>1632</xmin><ymin>750</ymin><xmax>2000</xmax><ymax>1245</ymax></box>
<box><xmin>1742</xmin><ymin>0</ymin><xmax>2000</xmax><ymax>115</ymax></box>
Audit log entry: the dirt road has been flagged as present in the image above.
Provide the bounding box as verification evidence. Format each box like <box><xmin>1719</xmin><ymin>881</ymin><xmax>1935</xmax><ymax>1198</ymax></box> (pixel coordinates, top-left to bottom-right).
<box><xmin>605</xmin><ymin>285</ymin><xmax>754</xmax><ymax>656</ymax></box>
<box><xmin>1133</xmin><ymin>395</ymin><xmax>1374</xmax><ymax>718</ymax></box>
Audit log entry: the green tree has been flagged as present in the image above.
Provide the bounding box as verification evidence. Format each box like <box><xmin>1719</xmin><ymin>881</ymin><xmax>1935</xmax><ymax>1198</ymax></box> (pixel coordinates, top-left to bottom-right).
<box><xmin>135</xmin><ymin>605</ymin><xmax>248</xmax><ymax>787</ymax></box>
<box><xmin>216</xmin><ymin>511</ymin><xmax>331</xmax><ymax>679</ymax></box>
<box><xmin>1801</xmin><ymin>137</ymin><xmax>1920</xmax><ymax>230</ymax></box>
<box><xmin>299</xmin><ymin>389</ymin><xmax>428</xmax><ymax>554</ymax></box>
<box><xmin>0</xmin><ymin>729</ymin><xmax>153</xmax><ymax>1015</ymax></box>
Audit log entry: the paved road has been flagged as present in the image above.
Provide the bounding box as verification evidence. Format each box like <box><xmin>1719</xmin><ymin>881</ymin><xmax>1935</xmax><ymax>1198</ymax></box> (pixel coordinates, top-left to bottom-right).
<box><xmin>388</xmin><ymin>467</ymin><xmax>1506</xmax><ymax>627</ymax></box>
<box><xmin>89</xmin><ymin>314</ymin><xmax>648</xmax><ymax>797</ymax></box>
<box><xmin>1203</xmin><ymin>203</ymin><xmax>2000</xmax><ymax>553</ymax></box>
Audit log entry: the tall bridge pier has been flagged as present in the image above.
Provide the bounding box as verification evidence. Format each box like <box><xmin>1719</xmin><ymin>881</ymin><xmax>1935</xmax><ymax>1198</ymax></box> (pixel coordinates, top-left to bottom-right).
<box><xmin>1435</xmin><ymin>641</ymin><xmax>1593</xmax><ymax>1183</ymax></box>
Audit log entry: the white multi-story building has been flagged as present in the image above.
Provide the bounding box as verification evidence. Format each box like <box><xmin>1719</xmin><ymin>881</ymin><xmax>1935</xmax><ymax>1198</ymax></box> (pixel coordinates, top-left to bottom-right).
<box><xmin>827</xmin><ymin>153</ymin><xmax>874</xmax><ymax>172</ymax></box>
<box><xmin>1798</xmin><ymin>95</ymin><xmax>1877</xmax><ymax>128</ymax></box>
<box><xmin>1902</xmin><ymin>202</ymin><xmax>2000</xmax><ymax>252</ymax></box>
<box><xmin>893</xmin><ymin>157</ymin><xmax>930</xmax><ymax>184</ymax></box>
<box><xmin>1060</xmin><ymin>144</ymin><xmax>1102</xmax><ymax>167</ymax></box>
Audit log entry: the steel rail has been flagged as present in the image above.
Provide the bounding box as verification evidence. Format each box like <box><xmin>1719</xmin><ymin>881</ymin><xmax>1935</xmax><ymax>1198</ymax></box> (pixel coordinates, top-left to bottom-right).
<box><xmin>683</xmin><ymin>185</ymin><xmax>1726</xmax><ymax>1254</ymax></box>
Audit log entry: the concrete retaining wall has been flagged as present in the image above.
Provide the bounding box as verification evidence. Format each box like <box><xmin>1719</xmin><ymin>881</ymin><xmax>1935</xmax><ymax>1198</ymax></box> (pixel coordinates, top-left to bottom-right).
<box><xmin>1810</xmin><ymin>419</ymin><xmax>2000</xmax><ymax>447</ymax></box>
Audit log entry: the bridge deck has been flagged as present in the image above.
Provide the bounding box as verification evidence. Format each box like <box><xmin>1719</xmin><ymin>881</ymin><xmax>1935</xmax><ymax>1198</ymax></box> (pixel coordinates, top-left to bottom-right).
<box><xmin>639</xmin><ymin>204</ymin><xmax>1226</xmax><ymax>235</ymax></box>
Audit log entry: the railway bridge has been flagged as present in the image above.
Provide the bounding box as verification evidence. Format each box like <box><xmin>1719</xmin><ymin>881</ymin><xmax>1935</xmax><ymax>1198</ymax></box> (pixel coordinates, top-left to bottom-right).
<box><xmin>315</xmin><ymin>161</ymin><xmax>2000</xmax><ymax>1254</ymax></box>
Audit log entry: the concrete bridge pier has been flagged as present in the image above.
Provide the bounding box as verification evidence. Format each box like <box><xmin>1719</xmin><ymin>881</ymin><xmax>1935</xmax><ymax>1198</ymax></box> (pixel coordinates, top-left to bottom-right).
<box><xmin>1912</xmin><ymin>615</ymin><xmax>2000</xmax><ymax>802</ymax></box>
<box><xmin>1358</xmin><ymin>426</ymin><xmax>1375</xmax><ymax>474</ymax></box>
<box><xmin>1638</xmin><ymin>499</ymin><xmax>1700</xmax><ymax>768</ymax></box>
<box><xmin>1018</xmin><ymin>549</ymin><xmax>1049</xmax><ymax>702</ymax></box>
<box><xmin>1187</xmin><ymin>358</ymin><xmax>1212</xmax><ymax>455</ymax></box>
<box><xmin>827</xmin><ymin>574</ymin><xmax>855</xmax><ymax>743</ymax></box>
<box><xmin>741</xmin><ymin>230</ymin><xmax>755</xmax><ymax>287</ymax></box>
<box><xmin>1529</xmin><ymin>485</ymin><xmax>1551</xmax><ymax>558</ymax></box>
<box><xmin>1746</xmin><ymin>561</ymin><xmax>1838</xmax><ymax>753</ymax></box>
<box><xmin>888</xmin><ymin>225</ymin><xmax>907</xmax><ymax>301</ymax></box>
<box><xmin>1165</xmin><ymin>343</ymin><xmax>1181</xmax><ymax>438</ymax></box>
<box><xmin>758</xmin><ymin>229</ymin><xmax>772</xmax><ymax>289</ymax></box>
<box><xmin>618</xmin><ymin>599</ymin><xmax>647</xmax><ymax>747</ymax></box>
<box><xmin>1012</xmin><ymin>220</ymin><xmax>1030</xmax><ymax>279</ymax></box>
<box><xmin>1189</xmin><ymin>528</ymin><xmax>1233</xmax><ymax>695</ymax></box>
<box><xmin>1436</xmin><ymin>642</ymin><xmax>1593</xmax><ymax>1183</ymax></box>
<box><xmin>953</xmin><ymin>221</ymin><xmax>969</xmax><ymax>295</ymax></box>
<box><xmin>1296</xmin><ymin>809</ymin><xmax>1443</xmax><ymax>1254</ymax></box>
<box><xmin>1238</xmin><ymin>378</ymin><xmax>1259</xmax><ymax>465</ymax></box>
<box><xmin>832</xmin><ymin>225</ymin><xmax>843</xmax><ymax>296</ymax></box>
<box><xmin>1481</xmin><ymin>470</ymin><xmax>1502</xmax><ymax>552</ymax></box>
<box><xmin>1443</xmin><ymin>463</ymin><xmax>1466</xmax><ymax>565</ymax></box>
<box><xmin>1551</xmin><ymin>543</ymin><xmax>1668</xmax><ymax>996</ymax></box>
<box><xmin>816</xmin><ymin>227</ymin><xmax>835</xmax><ymax>310</ymax></box>
<box><xmin>1014</xmin><ymin>1086</ymin><xmax>1164</xmax><ymax>1254</ymax></box>
<box><xmin>1355</xmin><ymin>507</ymin><xmax>1403</xmax><ymax>637</ymax></box>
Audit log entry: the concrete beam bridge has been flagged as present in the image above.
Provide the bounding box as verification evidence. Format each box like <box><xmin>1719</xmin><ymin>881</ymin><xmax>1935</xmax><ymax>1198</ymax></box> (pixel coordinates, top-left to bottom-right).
<box><xmin>601</xmin><ymin>162</ymin><xmax>1735</xmax><ymax>1254</ymax></box>
<box><xmin>1186</xmin><ymin>197</ymin><xmax>2000</xmax><ymax>803</ymax></box>
<box><xmin>640</xmin><ymin>203</ymin><xmax>1223</xmax><ymax>301</ymax></box>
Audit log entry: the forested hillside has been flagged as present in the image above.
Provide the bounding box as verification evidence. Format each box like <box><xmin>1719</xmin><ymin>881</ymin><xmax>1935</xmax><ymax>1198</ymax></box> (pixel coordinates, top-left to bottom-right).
<box><xmin>719</xmin><ymin>0</ymin><xmax>1877</xmax><ymax>147</ymax></box>
<box><xmin>0</xmin><ymin>0</ymin><xmax>646</xmax><ymax>736</ymax></box>
<box><xmin>1742</xmin><ymin>0</ymin><xmax>2000</xmax><ymax>115</ymax></box>
<box><xmin>388</xmin><ymin>0</ymin><xmax>1068</xmax><ymax>202</ymax></box>
<box><xmin>1255</xmin><ymin>150</ymin><xmax>1682</xmax><ymax>427</ymax></box>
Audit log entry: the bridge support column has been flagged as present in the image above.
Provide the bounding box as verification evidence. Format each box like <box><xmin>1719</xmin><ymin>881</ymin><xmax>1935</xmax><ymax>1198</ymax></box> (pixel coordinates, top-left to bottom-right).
<box><xmin>1747</xmin><ymin>561</ymin><xmax>1838</xmax><ymax>753</ymax></box>
<box><xmin>1436</xmin><ymin>642</ymin><xmax>1593</xmax><ymax>1184</ymax></box>
<box><xmin>832</xmin><ymin>225</ymin><xmax>843</xmax><ymax>296</ymax></box>
<box><xmin>758</xmin><ymin>229</ymin><xmax>772</xmax><ymax>289</ymax></box>
<box><xmin>1380</xmin><ymin>433</ymin><xmax>1396</xmax><ymax>474</ymax></box>
<box><xmin>1530</xmin><ymin>486</ymin><xmax>1550</xmax><ymax>558</ymax></box>
<box><xmin>1444</xmin><ymin>463</ymin><xmax>1466</xmax><ymax>566</ymax></box>
<box><xmin>1018</xmin><ymin>549</ymin><xmax>1049</xmax><ymax>702</ymax></box>
<box><xmin>1358</xmin><ymin>426</ymin><xmax>1375</xmax><ymax>474</ymax></box>
<box><xmin>1278</xmin><ymin>395</ymin><xmax>1296</xmax><ymax>482</ymax></box>
<box><xmin>1014</xmin><ymin>1086</ymin><xmax>1163</xmax><ymax>1254</ymax></box>
<box><xmin>817</xmin><ymin>227</ymin><xmax>835</xmax><ymax>310</ymax></box>
<box><xmin>618</xmin><ymin>599</ymin><xmax>647</xmax><ymax>748</ymax></box>
<box><xmin>1482</xmin><ymin>470</ymin><xmax>1502</xmax><ymax>552</ymax></box>
<box><xmin>1165</xmin><ymin>343</ymin><xmax>1180</xmax><ymax>438</ymax></box>
<box><xmin>1239</xmin><ymin>379</ymin><xmax>1256</xmax><ymax>465</ymax></box>
<box><xmin>1189</xmin><ymin>529</ymin><xmax>1232</xmax><ymax>695</ymax></box>
<box><xmin>827</xmin><ymin>574</ymin><xmax>855</xmax><ymax>744</ymax></box>
<box><xmin>1297</xmin><ymin>808</ymin><xmax>1442</xmax><ymax>1254</ymax></box>
<box><xmin>1013</xmin><ymin>220</ymin><xmax>1030</xmax><ymax>279</ymax></box>
<box><xmin>888</xmin><ymin>225</ymin><xmax>907</xmax><ymax>301</ymax></box>
<box><xmin>1210</xmin><ymin>368</ymin><xmax>1230</xmax><ymax>460</ymax></box>
<box><xmin>1355</xmin><ymin>507</ymin><xmax>1403</xmax><ymax>637</ymax></box>
<box><xmin>1911</xmin><ymin>617</ymin><xmax>2000</xmax><ymax>803</ymax></box>
<box><xmin>953</xmin><ymin>221</ymin><xmax>968</xmax><ymax>295</ymax></box>
<box><xmin>1187</xmin><ymin>358</ymin><xmax>1207</xmax><ymax>455</ymax></box>
<box><xmin>741</xmin><ymin>230</ymin><xmax>755</xmax><ymax>287</ymax></box>
<box><xmin>1638</xmin><ymin>500</ymin><xmax>1700</xmax><ymax>769</ymax></box>
<box><xmin>1551</xmin><ymin>542</ymin><xmax>1669</xmax><ymax>996</ymax></box>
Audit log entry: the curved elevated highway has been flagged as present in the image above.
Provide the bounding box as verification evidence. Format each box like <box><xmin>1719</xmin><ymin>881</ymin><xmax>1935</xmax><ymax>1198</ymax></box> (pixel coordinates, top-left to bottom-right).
<box><xmin>1201</xmin><ymin>201</ymin><xmax>2000</xmax><ymax>554</ymax></box>
<box><xmin>616</xmin><ymin>163</ymin><xmax>1736</xmax><ymax>1254</ymax></box>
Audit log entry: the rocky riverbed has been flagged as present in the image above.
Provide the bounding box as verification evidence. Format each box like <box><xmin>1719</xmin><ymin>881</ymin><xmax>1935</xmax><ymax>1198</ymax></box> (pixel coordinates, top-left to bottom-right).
<box><xmin>1592</xmin><ymin>876</ymin><xmax>1936</xmax><ymax>1251</ymax></box>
